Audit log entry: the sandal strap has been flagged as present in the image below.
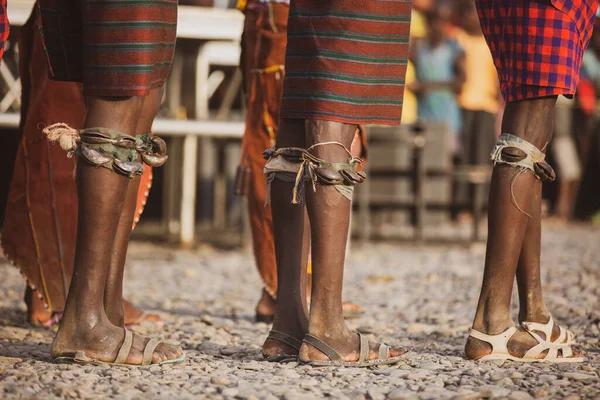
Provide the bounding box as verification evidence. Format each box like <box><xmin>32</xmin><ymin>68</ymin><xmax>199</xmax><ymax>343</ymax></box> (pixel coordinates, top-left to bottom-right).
<box><xmin>358</xmin><ymin>333</ymin><xmax>369</xmax><ymax>362</ymax></box>
<box><xmin>267</xmin><ymin>330</ymin><xmax>303</xmax><ymax>351</ymax></box>
<box><xmin>142</xmin><ymin>338</ymin><xmax>161</xmax><ymax>366</ymax></box>
<box><xmin>378</xmin><ymin>343</ymin><xmax>390</xmax><ymax>360</ymax></box>
<box><xmin>114</xmin><ymin>330</ymin><xmax>133</xmax><ymax>364</ymax></box>
<box><xmin>556</xmin><ymin>325</ymin><xmax>568</xmax><ymax>344</ymax></box>
<box><xmin>303</xmin><ymin>334</ymin><xmax>343</xmax><ymax>361</ymax></box>
<box><xmin>521</xmin><ymin>317</ymin><xmax>554</xmax><ymax>341</ymax></box>
<box><xmin>469</xmin><ymin>327</ymin><xmax>516</xmax><ymax>355</ymax></box>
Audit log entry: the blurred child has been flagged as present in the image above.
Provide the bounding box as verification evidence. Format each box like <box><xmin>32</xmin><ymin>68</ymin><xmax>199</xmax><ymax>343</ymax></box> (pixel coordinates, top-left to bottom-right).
<box><xmin>453</xmin><ymin>0</ymin><xmax>501</xmax><ymax>220</ymax></box>
<box><xmin>409</xmin><ymin>1</ymin><xmax>465</xmax><ymax>155</ymax></box>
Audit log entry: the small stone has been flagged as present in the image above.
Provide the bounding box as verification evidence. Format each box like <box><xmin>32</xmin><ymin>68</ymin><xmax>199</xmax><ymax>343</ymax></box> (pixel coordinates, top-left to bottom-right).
<box><xmin>477</xmin><ymin>385</ymin><xmax>511</xmax><ymax>398</ymax></box>
<box><xmin>554</xmin><ymin>379</ymin><xmax>570</xmax><ymax>386</ymax></box>
<box><xmin>563</xmin><ymin>372</ymin><xmax>596</xmax><ymax>381</ymax></box>
<box><xmin>537</xmin><ymin>374</ymin><xmax>557</xmax><ymax>382</ymax></box>
<box><xmin>386</xmin><ymin>389</ymin><xmax>418</xmax><ymax>400</ymax></box>
<box><xmin>509</xmin><ymin>391</ymin><xmax>533</xmax><ymax>400</ymax></box>
<box><xmin>420</xmin><ymin>363</ymin><xmax>444</xmax><ymax>371</ymax></box>
<box><xmin>0</xmin><ymin>356</ymin><xmax>22</xmax><ymax>365</ymax></box>
<box><xmin>239</xmin><ymin>362</ymin><xmax>262</xmax><ymax>371</ymax></box>
<box><xmin>60</xmin><ymin>371</ymin><xmax>76</xmax><ymax>380</ymax></box>
<box><xmin>222</xmin><ymin>387</ymin><xmax>239</xmax><ymax>397</ymax></box>
<box><xmin>284</xmin><ymin>392</ymin><xmax>315</xmax><ymax>400</ymax></box>
<box><xmin>197</xmin><ymin>341</ymin><xmax>221</xmax><ymax>356</ymax></box>
<box><xmin>220</xmin><ymin>346</ymin><xmax>245</xmax><ymax>356</ymax></box>
<box><xmin>348</xmin><ymin>392</ymin><xmax>367</xmax><ymax>400</ymax></box>
<box><xmin>279</xmin><ymin>369</ymin><xmax>301</xmax><ymax>379</ymax></box>
<box><xmin>210</xmin><ymin>376</ymin><xmax>230</xmax><ymax>386</ymax></box>
<box><xmin>367</xmin><ymin>387</ymin><xmax>385</xmax><ymax>400</ymax></box>
<box><xmin>300</xmin><ymin>378</ymin><xmax>319</xmax><ymax>387</ymax></box>
<box><xmin>511</xmin><ymin>372</ymin><xmax>525</xmax><ymax>380</ymax></box>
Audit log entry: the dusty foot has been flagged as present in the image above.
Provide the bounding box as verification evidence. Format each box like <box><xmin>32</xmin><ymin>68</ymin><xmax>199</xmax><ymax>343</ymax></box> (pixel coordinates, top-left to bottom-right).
<box><xmin>465</xmin><ymin>327</ymin><xmax>543</xmax><ymax>360</ymax></box>
<box><xmin>299</xmin><ymin>328</ymin><xmax>407</xmax><ymax>363</ymax></box>
<box><xmin>25</xmin><ymin>287</ymin><xmax>58</xmax><ymax>326</ymax></box>
<box><xmin>255</xmin><ymin>289</ymin><xmax>276</xmax><ymax>324</ymax></box>
<box><xmin>123</xmin><ymin>299</ymin><xmax>164</xmax><ymax>329</ymax></box>
<box><xmin>52</xmin><ymin>316</ymin><xmax>182</xmax><ymax>365</ymax></box>
<box><xmin>262</xmin><ymin>334</ymin><xmax>303</xmax><ymax>359</ymax></box>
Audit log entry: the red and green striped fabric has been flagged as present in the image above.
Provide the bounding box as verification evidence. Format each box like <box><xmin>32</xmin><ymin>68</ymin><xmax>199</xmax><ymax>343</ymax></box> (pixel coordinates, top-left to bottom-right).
<box><xmin>280</xmin><ymin>0</ymin><xmax>411</xmax><ymax>126</ymax></box>
<box><xmin>36</xmin><ymin>0</ymin><xmax>177</xmax><ymax>97</ymax></box>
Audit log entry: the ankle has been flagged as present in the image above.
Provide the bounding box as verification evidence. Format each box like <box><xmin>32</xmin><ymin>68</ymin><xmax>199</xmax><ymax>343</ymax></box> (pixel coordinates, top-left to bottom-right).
<box><xmin>518</xmin><ymin>307</ymin><xmax>550</xmax><ymax>324</ymax></box>
<box><xmin>307</xmin><ymin>317</ymin><xmax>349</xmax><ymax>339</ymax></box>
<box><xmin>472</xmin><ymin>312</ymin><xmax>514</xmax><ymax>335</ymax></box>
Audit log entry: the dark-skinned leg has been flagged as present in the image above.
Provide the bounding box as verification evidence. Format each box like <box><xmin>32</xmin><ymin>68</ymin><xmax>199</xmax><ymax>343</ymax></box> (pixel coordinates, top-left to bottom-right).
<box><xmin>262</xmin><ymin>119</ymin><xmax>310</xmax><ymax>358</ymax></box>
<box><xmin>51</xmin><ymin>96</ymin><xmax>181</xmax><ymax>364</ymax></box>
<box><xmin>103</xmin><ymin>87</ymin><xmax>163</xmax><ymax>327</ymax></box>
<box><xmin>298</xmin><ymin>120</ymin><xmax>405</xmax><ymax>362</ymax></box>
<box><xmin>466</xmin><ymin>97</ymin><xmax>557</xmax><ymax>359</ymax></box>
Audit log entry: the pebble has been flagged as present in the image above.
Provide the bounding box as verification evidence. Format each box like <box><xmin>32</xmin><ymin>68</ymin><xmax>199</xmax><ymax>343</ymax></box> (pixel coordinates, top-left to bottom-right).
<box><xmin>563</xmin><ymin>372</ymin><xmax>597</xmax><ymax>381</ymax></box>
<box><xmin>210</xmin><ymin>376</ymin><xmax>230</xmax><ymax>386</ymax></box>
<box><xmin>0</xmin><ymin>229</ymin><xmax>598</xmax><ymax>399</ymax></box>
<box><xmin>221</xmin><ymin>387</ymin><xmax>239</xmax><ymax>397</ymax></box>
<box><xmin>508</xmin><ymin>391</ymin><xmax>533</xmax><ymax>400</ymax></box>
<box><xmin>367</xmin><ymin>388</ymin><xmax>385</xmax><ymax>400</ymax></box>
<box><xmin>386</xmin><ymin>389</ymin><xmax>419</xmax><ymax>400</ymax></box>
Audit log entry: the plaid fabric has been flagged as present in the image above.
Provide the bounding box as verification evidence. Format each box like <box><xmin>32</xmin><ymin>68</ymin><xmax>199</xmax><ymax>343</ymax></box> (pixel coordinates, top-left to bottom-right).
<box><xmin>477</xmin><ymin>0</ymin><xmax>598</xmax><ymax>102</ymax></box>
<box><xmin>280</xmin><ymin>0</ymin><xmax>412</xmax><ymax>126</ymax></box>
<box><xmin>0</xmin><ymin>0</ymin><xmax>8</xmax><ymax>61</ymax></box>
<box><xmin>36</xmin><ymin>0</ymin><xmax>178</xmax><ymax>97</ymax></box>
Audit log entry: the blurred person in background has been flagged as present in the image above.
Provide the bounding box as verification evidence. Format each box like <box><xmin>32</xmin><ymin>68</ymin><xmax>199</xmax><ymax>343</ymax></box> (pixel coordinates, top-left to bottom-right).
<box><xmin>574</xmin><ymin>17</ymin><xmax>600</xmax><ymax>221</ymax></box>
<box><xmin>409</xmin><ymin>2</ymin><xmax>465</xmax><ymax>157</ymax></box>
<box><xmin>2</xmin><ymin>7</ymin><xmax>163</xmax><ymax>331</ymax></box>
<box><xmin>549</xmin><ymin>96</ymin><xmax>582</xmax><ymax>222</ymax></box>
<box><xmin>402</xmin><ymin>0</ymin><xmax>433</xmax><ymax>124</ymax></box>
<box><xmin>452</xmin><ymin>0</ymin><xmax>500</xmax><ymax>223</ymax></box>
<box><xmin>235</xmin><ymin>0</ymin><xmax>364</xmax><ymax>324</ymax></box>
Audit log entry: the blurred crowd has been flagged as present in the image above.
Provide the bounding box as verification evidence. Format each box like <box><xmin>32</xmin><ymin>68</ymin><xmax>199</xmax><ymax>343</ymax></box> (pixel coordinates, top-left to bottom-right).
<box><xmin>406</xmin><ymin>0</ymin><xmax>600</xmax><ymax>224</ymax></box>
<box><xmin>179</xmin><ymin>0</ymin><xmax>600</xmax><ymax>223</ymax></box>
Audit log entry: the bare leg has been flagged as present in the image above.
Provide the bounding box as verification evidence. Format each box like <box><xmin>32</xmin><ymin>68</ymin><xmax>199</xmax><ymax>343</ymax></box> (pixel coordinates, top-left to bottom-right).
<box><xmin>103</xmin><ymin>88</ymin><xmax>163</xmax><ymax>327</ymax></box>
<box><xmin>51</xmin><ymin>96</ymin><xmax>181</xmax><ymax>364</ymax></box>
<box><xmin>298</xmin><ymin>120</ymin><xmax>405</xmax><ymax>362</ymax></box>
<box><xmin>466</xmin><ymin>97</ymin><xmax>557</xmax><ymax>359</ymax></box>
<box><xmin>262</xmin><ymin>119</ymin><xmax>310</xmax><ymax>358</ymax></box>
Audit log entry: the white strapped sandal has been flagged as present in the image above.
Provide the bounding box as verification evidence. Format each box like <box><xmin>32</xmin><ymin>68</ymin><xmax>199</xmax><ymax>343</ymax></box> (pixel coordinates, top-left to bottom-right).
<box><xmin>521</xmin><ymin>316</ymin><xmax>575</xmax><ymax>346</ymax></box>
<box><xmin>469</xmin><ymin>326</ymin><xmax>583</xmax><ymax>363</ymax></box>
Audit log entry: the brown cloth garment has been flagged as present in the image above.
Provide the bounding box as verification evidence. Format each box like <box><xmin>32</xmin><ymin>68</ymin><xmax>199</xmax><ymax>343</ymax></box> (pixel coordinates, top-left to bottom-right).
<box><xmin>237</xmin><ymin>1</ymin><xmax>367</xmax><ymax>300</ymax></box>
<box><xmin>1</xmin><ymin>9</ymin><xmax>153</xmax><ymax>313</ymax></box>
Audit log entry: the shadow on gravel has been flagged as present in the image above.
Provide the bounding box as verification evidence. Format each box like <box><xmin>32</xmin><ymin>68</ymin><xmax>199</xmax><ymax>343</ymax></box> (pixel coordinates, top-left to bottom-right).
<box><xmin>0</xmin><ymin>340</ymin><xmax>52</xmax><ymax>362</ymax></box>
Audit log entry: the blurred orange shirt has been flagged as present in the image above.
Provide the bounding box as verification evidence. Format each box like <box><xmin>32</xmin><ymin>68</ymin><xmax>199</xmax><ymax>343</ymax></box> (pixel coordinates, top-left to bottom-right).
<box><xmin>454</xmin><ymin>29</ymin><xmax>500</xmax><ymax>114</ymax></box>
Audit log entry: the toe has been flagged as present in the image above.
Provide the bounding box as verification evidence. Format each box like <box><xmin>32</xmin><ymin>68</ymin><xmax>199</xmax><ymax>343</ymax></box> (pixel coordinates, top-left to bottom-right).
<box><xmin>389</xmin><ymin>345</ymin><xmax>409</xmax><ymax>358</ymax></box>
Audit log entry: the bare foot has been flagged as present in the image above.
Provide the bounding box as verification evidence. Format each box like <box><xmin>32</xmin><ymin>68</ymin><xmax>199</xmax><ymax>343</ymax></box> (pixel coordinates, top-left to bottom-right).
<box><xmin>123</xmin><ymin>299</ymin><xmax>164</xmax><ymax>329</ymax></box>
<box><xmin>255</xmin><ymin>289</ymin><xmax>276</xmax><ymax>323</ymax></box>
<box><xmin>299</xmin><ymin>329</ymin><xmax>407</xmax><ymax>363</ymax></box>
<box><xmin>25</xmin><ymin>287</ymin><xmax>56</xmax><ymax>326</ymax></box>
<box><xmin>262</xmin><ymin>335</ymin><xmax>302</xmax><ymax>359</ymax></box>
<box><xmin>52</xmin><ymin>316</ymin><xmax>182</xmax><ymax>365</ymax></box>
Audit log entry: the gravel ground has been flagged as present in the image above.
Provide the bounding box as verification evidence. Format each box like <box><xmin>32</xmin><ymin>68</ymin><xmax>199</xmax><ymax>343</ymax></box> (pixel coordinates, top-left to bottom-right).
<box><xmin>0</xmin><ymin>224</ymin><xmax>599</xmax><ymax>399</ymax></box>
